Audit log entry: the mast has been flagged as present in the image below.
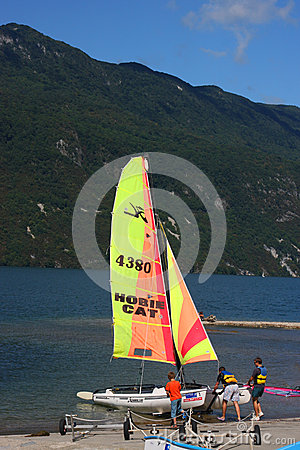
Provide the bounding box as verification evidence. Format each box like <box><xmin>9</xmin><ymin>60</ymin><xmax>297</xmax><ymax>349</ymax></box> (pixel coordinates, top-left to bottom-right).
<box><xmin>146</xmin><ymin>157</ymin><xmax>185</xmax><ymax>384</ymax></box>
<box><xmin>157</xmin><ymin>219</ymin><xmax>185</xmax><ymax>385</ymax></box>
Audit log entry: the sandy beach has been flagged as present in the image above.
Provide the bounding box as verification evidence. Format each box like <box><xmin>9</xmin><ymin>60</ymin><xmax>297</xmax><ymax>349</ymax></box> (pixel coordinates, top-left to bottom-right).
<box><xmin>0</xmin><ymin>417</ymin><xmax>299</xmax><ymax>449</ymax></box>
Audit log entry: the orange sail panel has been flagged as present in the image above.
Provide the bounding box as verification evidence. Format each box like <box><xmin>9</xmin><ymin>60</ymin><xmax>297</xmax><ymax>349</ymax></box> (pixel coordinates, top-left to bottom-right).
<box><xmin>110</xmin><ymin>157</ymin><xmax>176</xmax><ymax>364</ymax></box>
<box><xmin>165</xmin><ymin>238</ymin><xmax>218</xmax><ymax>365</ymax></box>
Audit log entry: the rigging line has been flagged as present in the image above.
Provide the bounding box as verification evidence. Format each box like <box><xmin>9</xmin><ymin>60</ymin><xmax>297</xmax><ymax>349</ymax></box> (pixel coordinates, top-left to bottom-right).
<box><xmin>181</xmin><ymin>366</ymin><xmax>186</xmax><ymax>387</ymax></box>
<box><xmin>175</xmin><ymin>366</ymin><xmax>186</xmax><ymax>388</ymax></box>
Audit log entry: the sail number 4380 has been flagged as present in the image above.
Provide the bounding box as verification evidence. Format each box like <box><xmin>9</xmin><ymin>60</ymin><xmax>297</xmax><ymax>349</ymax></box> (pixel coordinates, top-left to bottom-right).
<box><xmin>116</xmin><ymin>255</ymin><xmax>151</xmax><ymax>273</ymax></box>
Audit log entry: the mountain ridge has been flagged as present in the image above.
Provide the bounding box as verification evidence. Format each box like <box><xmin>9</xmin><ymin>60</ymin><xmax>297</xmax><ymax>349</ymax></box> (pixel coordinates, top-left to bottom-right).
<box><xmin>0</xmin><ymin>23</ymin><xmax>299</xmax><ymax>277</ymax></box>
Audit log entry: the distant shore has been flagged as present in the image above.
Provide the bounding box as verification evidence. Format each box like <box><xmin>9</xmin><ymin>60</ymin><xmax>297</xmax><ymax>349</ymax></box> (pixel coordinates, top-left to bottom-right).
<box><xmin>203</xmin><ymin>320</ymin><xmax>300</xmax><ymax>329</ymax></box>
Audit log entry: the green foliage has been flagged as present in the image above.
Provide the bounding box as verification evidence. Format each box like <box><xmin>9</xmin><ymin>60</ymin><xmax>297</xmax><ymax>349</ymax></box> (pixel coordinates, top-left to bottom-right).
<box><xmin>0</xmin><ymin>23</ymin><xmax>299</xmax><ymax>277</ymax></box>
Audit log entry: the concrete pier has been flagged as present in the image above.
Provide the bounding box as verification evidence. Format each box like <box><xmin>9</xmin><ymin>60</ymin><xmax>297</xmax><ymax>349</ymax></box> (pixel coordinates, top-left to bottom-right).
<box><xmin>203</xmin><ymin>320</ymin><xmax>300</xmax><ymax>329</ymax></box>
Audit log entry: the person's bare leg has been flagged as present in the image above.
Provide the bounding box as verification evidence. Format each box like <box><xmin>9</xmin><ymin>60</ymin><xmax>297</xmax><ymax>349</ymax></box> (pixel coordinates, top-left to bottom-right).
<box><xmin>257</xmin><ymin>400</ymin><xmax>263</xmax><ymax>416</ymax></box>
<box><xmin>253</xmin><ymin>397</ymin><xmax>259</xmax><ymax>417</ymax></box>
<box><xmin>233</xmin><ymin>401</ymin><xmax>241</xmax><ymax>420</ymax></box>
<box><xmin>220</xmin><ymin>400</ymin><xmax>227</xmax><ymax>419</ymax></box>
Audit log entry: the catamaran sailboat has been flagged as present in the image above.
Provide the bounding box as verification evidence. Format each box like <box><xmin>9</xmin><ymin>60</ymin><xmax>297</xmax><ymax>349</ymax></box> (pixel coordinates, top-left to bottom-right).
<box><xmin>77</xmin><ymin>156</ymin><xmax>250</xmax><ymax>413</ymax></box>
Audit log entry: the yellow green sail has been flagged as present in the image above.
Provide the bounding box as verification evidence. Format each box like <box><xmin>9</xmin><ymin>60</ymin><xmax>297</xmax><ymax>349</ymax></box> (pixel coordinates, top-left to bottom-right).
<box><xmin>165</xmin><ymin>236</ymin><xmax>218</xmax><ymax>365</ymax></box>
<box><xmin>110</xmin><ymin>156</ymin><xmax>176</xmax><ymax>364</ymax></box>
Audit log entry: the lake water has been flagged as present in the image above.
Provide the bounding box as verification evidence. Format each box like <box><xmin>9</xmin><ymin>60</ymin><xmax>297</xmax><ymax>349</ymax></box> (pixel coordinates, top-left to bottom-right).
<box><xmin>0</xmin><ymin>267</ymin><xmax>299</xmax><ymax>434</ymax></box>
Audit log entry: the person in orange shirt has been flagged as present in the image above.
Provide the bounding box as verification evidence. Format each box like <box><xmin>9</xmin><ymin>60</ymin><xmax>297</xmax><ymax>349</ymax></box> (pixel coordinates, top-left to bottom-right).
<box><xmin>165</xmin><ymin>371</ymin><xmax>182</xmax><ymax>427</ymax></box>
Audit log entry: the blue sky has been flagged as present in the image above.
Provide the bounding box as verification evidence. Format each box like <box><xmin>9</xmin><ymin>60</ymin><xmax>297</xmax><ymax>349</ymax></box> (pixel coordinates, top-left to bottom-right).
<box><xmin>1</xmin><ymin>0</ymin><xmax>300</xmax><ymax>106</ymax></box>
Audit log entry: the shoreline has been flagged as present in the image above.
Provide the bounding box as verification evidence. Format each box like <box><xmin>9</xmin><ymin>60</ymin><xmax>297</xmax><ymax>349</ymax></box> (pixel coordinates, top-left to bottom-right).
<box><xmin>203</xmin><ymin>320</ymin><xmax>300</xmax><ymax>329</ymax></box>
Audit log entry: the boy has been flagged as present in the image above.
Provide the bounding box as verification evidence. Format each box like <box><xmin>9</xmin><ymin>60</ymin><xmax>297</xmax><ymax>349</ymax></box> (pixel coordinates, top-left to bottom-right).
<box><xmin>165</xmin><ymin>371</ymin><xmax>182</xmax><ymax>427</ymax></box>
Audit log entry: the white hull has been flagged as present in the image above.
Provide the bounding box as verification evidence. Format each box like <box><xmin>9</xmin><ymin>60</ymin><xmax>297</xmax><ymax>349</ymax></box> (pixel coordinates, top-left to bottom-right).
<box><xmin>92</xmin><ymin>386</ymin><xmax>207</xmax><ymax>414</ymax></box>
<box><xmin>202</xmin><ymin>385</ymin><xmax>251</xmax><ymax>410</ymax></box>
<box><xmin>78</xmin><ymin>385</ymin><xmax>251</xmax><ymax>414</ymax></box>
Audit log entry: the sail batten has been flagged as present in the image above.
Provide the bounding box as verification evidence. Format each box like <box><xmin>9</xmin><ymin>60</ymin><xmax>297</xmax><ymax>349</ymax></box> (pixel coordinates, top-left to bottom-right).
<box><xmin>111</xmin><ymin>282</ymin><xmax>166</xmax><ymax>297</ymax></box>
<box><xmin>130</xmin><ymin>321</ymin><xmax>172</xmax><ymax>328</ymax></box>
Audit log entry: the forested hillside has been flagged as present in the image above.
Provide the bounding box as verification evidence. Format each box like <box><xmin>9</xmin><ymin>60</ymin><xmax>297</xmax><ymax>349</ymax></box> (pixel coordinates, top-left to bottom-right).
<box><xmin>0</xmin><ymin>23</ymin><xmax>299</xmax><ymax>277</ymax></box>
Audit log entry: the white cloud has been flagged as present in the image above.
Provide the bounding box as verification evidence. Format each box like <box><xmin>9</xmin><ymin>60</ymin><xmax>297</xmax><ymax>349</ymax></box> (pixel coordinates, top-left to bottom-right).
<box><xmin>234</xmin><ymin>28</ymin><xmax>252</xmax><ymax>63</ymax></box>
<box><xmin>182</xmin><ymin>0</ymin><xmax>295</xmax><ymax>62</ymax></box>
<box><xmin>200</xmin><ymin>47</ymin><xmax>227</xmax><ymax>58</ymax></box>
<box><xmin>183</xmin><ymin>0</ymin><xmax>295</xmax><ymax>27</ymax></box>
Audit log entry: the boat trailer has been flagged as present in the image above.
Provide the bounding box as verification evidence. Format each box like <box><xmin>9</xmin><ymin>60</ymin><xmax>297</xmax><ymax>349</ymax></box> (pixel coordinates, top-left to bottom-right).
<box><xmin>59</xmin><ymin>408</ymin><xmax>262</xmax><ymax>448</ymax></box>
<box><xmin>59</xmin><ymin>415</ymin><xmax>123</xmax><ymax>442</ymax></box>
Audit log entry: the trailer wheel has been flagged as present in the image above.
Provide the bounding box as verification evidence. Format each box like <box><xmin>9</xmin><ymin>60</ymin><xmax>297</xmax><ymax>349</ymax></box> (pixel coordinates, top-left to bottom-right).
<box><xmin>59</xmin><ymin>418</ymin><xmax>67</xmax><ymax>435</ymax></box>
<box><xmin>179</xmin><ymin>424</ymin><xmax>186</xmax><ymax>442</ymax></box>
<box><xmin>123</xmin><ymin>418</ymin><xmax>130</xmax><ymax>440</ymax></box>
<box><xmin>253</xmin><ymin>424</ymin><xmax>261</xmax><ymax>445</ymax></box>
<box><xmin>191</xmin><ymin>418</ymin><xmax>197</xmax><ymax>434</ymax></box>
